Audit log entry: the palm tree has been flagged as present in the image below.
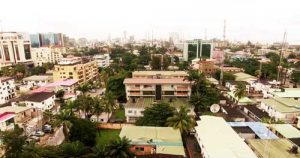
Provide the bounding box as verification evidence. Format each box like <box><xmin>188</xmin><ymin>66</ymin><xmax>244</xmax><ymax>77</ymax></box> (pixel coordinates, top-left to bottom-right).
<box><xmin>234</xmin><ymin>82</ymin><xmax>247</xmax><ymax>103</ymax></box>
<box><xmin>92</xmin><ymin>97</ymin><xmax>104</xmax><ymax>122</ymax></box>
<box><xmin>105</xmin><ymin>137</ymin><xmax>133</xmax><ymax>158</ymax></box>
<box><xmin>166</xmin><ymin>106</ymin><xmax>196</xmax><ymax>135</ymax></box>
<box><xmin>102</xmin><ymin>92</ymin><xmax>117</xmax><ymax>121</ymax></box>
<box><xmin>53</xmin><ymin>109</ymin><xmax>72</xmax><ymax>141</ymax></box>
<box><xmin>77</xmin><ymin>95</ymin><xmax>94</xmax><ymax>119</ymax></box>
<box><xmin>43</xmin><ymin>110</ymin><xmax>53</xmax><ymax>124</ymax></box>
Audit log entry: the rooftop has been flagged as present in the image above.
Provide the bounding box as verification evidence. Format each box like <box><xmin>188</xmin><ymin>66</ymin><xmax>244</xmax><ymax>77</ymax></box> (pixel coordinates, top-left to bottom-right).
<box><xmin>271</xmin><ymin>124</ymin><xmax>300</xmax><ymax>138</ymax></box>
<box><xmin>0</xmin><ymin>112</ymin><xmax>15</xmax><ymax>122</ymax></box>
<box><xmin>194</xmin><ymin>116</ymin><xmax>257</xmax><ymax>158</ymax></box>
<box><xmin>243</xmin><ymin>105</ymin><xmax>270</xmax><ymax>120</ymax></box>
<box><xmin>125</xmin><ymin>98</ymin><xmax>191</xmax><ymax>109</ymax></box>
<box><xmin>0</xmin><ymin>106</ymin><xmax>32</xmax><ymax>114</ymax></box>
<box><xmin>119</xmin><ymin>126</ymin><xmax>185</xmax><ymax>156</ymax></box>
<box><xmin>221</xmin><ymin>106</ymin><xmax>245</xmax><ymax>118</ymax></box>
<box><xmin>132</xmin><ymin>71</ymin><xmax>188</xmax><ymax>77</ymax></box>
<box><xmin>234</xmin><ymin>72</ymin><xmax>257</xmax><ymax>82</ymax></box>
<box><xmin>247</xmin><ymin>139</ymin><xmax>300</xmax><ymax>158</ymax></box>
<box><xmin>271</xmin><ymin>88</ymin><xmax>300</xmax><ymax>98</ymax></box>
<box><xmin>123</xmin><ymin>78</ymin><xmax>191</xmax><ymax>85</ymax></box>
<box><xmin>261</xmin><ymin>97</ymin><xmax>300</xmax><ymax>113</ymax></box>
<box><xmin>228</xmin><ymin>122</ymin><xmax>278</xmax><ymax>139</ymax></box>
<box><xmin>23</xmin><ymin>75</ymin><xmax>53</xmax><ymax>81</ymax></box>
<box><xmin>15</xmin><ymin>92</ymin><xmax>55</xmax><ymax>103</ymax></box>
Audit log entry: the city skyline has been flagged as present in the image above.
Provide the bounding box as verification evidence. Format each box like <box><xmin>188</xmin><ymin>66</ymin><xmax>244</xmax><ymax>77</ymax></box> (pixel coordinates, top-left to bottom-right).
<box><xmin>1</xmin><ymin>0</ymin><xmax>300</xmax><ymax>44</ymax></box>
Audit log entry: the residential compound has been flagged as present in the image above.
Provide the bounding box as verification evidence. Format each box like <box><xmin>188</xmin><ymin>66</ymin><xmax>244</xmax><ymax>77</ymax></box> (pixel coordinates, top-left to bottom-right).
<box><xmin>123</xmin><ymin>71</ymin><xmax>192</xmax><ymax>122</ymax></box>
<box><xmin>0</xmin><ymin>32</ymin><xmax>32</xmax><ymax>67</ymax></box>
<box><xmin>0</xmin><ymin>77</ymin><xmax>16</xmax><ymax>104</ymax></box>
<box><xmin>30</xmin><ymin>47</ymin><xmax>64</xmax><ymax>66</ymax></box>
<box><xmin>53</xmin><ymin>56</ymin><xmax>98</xmax><ymax>84</ymax></box>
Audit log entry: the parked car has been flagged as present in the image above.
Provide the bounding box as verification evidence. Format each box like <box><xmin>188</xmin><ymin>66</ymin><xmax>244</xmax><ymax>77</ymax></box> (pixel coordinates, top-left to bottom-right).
<box><xmin>43</xmin><ymin>124</ymin><xmax>54</xmax><ymax>133</ymax></box>
<box><xmin>26</xmin><ymin>136</ymin><xmax>40</xmax><ymax>143</ymax></box>
<box><xmin>31</xmin><ymin>131</ymin><xmax>45</xmax><ymax>137</ymax></box>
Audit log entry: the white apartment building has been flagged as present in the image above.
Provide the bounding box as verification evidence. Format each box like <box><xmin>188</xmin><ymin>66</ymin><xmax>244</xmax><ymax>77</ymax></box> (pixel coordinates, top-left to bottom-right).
<box><xmin>93</xmin><ymin>54</ymin><xmax>110</xmax><ymax>68</ymax></box>
<box><xmin>0</xmin><ymin>32</ymin><xmax>32</xmax><ymax>66</ymax></box>
<box><xmin>11</xmin><ymin>92</ymin><xmax>56</xmax><ymax>111</ymax></box>
<box><xmin>0</xmin><ymin>77</ymin><xmax>16</xmax><ymax>104</ymax></box>
<box><xmin>23</xmin><ymin>75</ymin><xmax>53</xmax><ymax>87</ymax></box>
<box><xmin>31</xmin><ymin>47</ymin><xmax>64</xmax><ymax>66</ymax></box>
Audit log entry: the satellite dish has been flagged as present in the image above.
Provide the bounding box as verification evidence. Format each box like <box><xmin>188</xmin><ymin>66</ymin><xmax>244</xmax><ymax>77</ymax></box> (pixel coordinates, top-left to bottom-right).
<box><xmin>210</xmin><ymin>104</ymin><xmax>220</xmax><ymax>113</ymax></box>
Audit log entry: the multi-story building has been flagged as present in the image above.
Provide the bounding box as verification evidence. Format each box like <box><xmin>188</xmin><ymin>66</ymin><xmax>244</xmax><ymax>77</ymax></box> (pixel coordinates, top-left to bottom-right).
<box><xmin>0</xmin><ymin>77</ymin><xmax>16</xmax><ymax>104</ymax></box>
<box><xmin>183</xmin><ymin>39</ymin><xmax>213</xmax><ymax>61</ymax></box>
<box><xmin>31</xmin><ymin>47</ymin><xmax>64</xmax><ymax>66</ymax></box>
<box><xmin>93</xmin><ymin>54</ymin><xmax>110</xmax><ymax>68</ymax></box>
<box><xmin>0</xmin><ymin>32</ymin><xmax>32</xmax><ymax>66</ymax></box>
<box><xmin>53</xmin><ymin>56</ymin><xmax>98</xmax><ymax>84</ymax></box>
<box><xmin>30</xmin><ymin>33</ymin><xmax>65</xmax><ymax>48</ymax></box>
<box><xmin>23</xmin><ymin>75</ymin><xmax>53</xmax><ymax>87</ymax></box>
<box><xmin>123</xmin><ymin>71</ymin><xmax>192</xmax><ymax>122</ymax></box>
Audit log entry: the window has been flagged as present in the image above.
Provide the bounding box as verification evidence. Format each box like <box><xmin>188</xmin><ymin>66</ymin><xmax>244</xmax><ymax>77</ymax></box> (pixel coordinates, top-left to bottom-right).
<box><xmin>135</xmin><ymin>147</ymin><xmax>144</xmax><ymax>152</ymax></box>
<box><xmin>69</xmin><ymin>72</ymin><xmax>73</xmax><ymax>75</ymax></box>
<box><xmin>128</xmin><ymin>110</ymin><xmax>132</xmax><ymax>113</ymax></box>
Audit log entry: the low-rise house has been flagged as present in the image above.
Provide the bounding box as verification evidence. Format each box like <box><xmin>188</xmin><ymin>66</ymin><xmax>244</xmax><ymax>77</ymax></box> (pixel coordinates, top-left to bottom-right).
<box><xmin>0</xmin><ymin>77</ymin><xmax>16</xmax><ymax>104</ymax></box>
<box><xmin>119</xmin><ymin>126</ymin><xmax>185</xmax><ymax>157</ymax></box>
<box><xmin>219</xmin><ymin>66</ymin><xmax>244</xmax><ymax>73</ymax></box>
<box><xmin>31</xmin><ymin>79</ymin><xmax>78</xmax><ymax>94</ymax></box>
<box><xmin>270</xmin><ymin>88</ymin><xmax>300</xmax><ymax>100</ymax></box>
<box><xmin>234</xmin><ymin>72</ymin><xmax>257</xmax><ymax>84</ymax></box>
<box><xmin>225</xmin><ymin>81</ymin><xmax>251</xmax><ymax>93</ymax></box>
<box><xmin>227</xmin><ymin>91</ymin><xmax>255</xmax><ymax>105</ymax></box>
<box><xmin>11</xmin><ymin>92</ymin><xmax>56</xmax><ymax>111</ymax></box>
<box><xmin>0</xmin><ymin>106</ymin><xmax>33</xmax><ymax>127</ymax></box>
<box><xmin>23</xmin><ymin>75</ymin><xmax>53</xmax><ymax>87</ymax></box>
<box><xmin>271</xmin><ymin>124</ymin><xmax>300</xmax><ymax>139</ymax></box>
<box><xmin>260</xmin><ymin>97</ymin><xmax>300</xmax><ymax>123</ymax></box>
<box><xmin>194</xmin><ymin>116</ymin><xmax>257</xmax><ymax>158</ymax></box>
<box><xmin>0</xmin><ymin>112</ymin><xmax>15</xmax><ymax>131</ymax></box>
<box><xmin>221</xmin><ymin>106</ymin><xmax>246</xmax><ymax>122</ymax></box>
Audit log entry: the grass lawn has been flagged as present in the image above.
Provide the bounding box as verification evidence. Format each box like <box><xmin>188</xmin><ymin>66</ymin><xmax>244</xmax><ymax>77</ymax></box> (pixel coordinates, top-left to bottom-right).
<box><xmin>96</xmin><ymin>129</ymin><xmax>121</xmax><ymax>146</ymax></box>
<box><xmin>114</xmin><ymin>108</ymin><xmax>125</xmax><ymax>120</ymax></box>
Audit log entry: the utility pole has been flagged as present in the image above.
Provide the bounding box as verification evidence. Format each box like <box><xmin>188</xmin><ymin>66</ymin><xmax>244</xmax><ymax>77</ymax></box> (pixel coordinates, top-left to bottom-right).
<box><xmin>277</xmin><ymin>31</ymin><xmax>287</xmax><ymax>87</ymax></box>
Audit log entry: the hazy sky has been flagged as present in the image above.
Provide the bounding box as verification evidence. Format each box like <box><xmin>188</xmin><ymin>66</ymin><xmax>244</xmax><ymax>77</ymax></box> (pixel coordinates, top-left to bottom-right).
<box><xmin>1</xmin><ymin>0</ymin><xmax>299</xmax><ymax>43</ymax></box>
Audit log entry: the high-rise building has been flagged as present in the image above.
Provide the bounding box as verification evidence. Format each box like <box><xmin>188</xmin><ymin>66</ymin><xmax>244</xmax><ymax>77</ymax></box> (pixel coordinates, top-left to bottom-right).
<box><xmin>31</xmin><ymin>47</ymin><xmax>64</xmax><ymax>66</ymax></box>
<box><xmin>30</xmin><ymin>33</ymin><xmax>65</xmax><ymax>48</ymax></box>
<box><xmin>183</xmin><ymin>39</ymin><xmax>213</xmax><ymax>61</ymax></box>
<box><xmin>0</xmin><ymin>32</ymin><xmax>32</xmax><ymax>65</ymax></box>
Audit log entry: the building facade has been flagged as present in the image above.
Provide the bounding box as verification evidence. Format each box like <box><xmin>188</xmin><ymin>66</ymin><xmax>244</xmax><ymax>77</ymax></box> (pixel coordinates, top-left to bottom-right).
<box><xmin>53</xmin><ymin>56</ymin><xmax>98</xmax><ymax>84</ymax></box>
<box><xmin>93</xmin><ymin>54</ymin><xmax>110</xmax><ymax>68</ymax></box>
<box><xmin>0</xmin><ymin>77</ymin><xmax>16</xmax><ymax>104</ymax></box>
<box><xmin>30</xmin><ymin>33</ymin><xmax>65</xmax><ymax>48</ymax></box>
<box><xmin>0</xmin><ymin>32</ymin><xmax>32</xmax><ymax>65</ymax></box>
<box><xmin>31</xmin><ymin>47</ymin><xmax>64</xmax><ymax>66</ymax></box>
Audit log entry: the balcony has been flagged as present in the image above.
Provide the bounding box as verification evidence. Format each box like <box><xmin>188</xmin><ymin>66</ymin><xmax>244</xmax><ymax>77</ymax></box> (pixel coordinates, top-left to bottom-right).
<box><xmin>176</xmin><ymin>87</ymin><xmax>190</xmax><ymax>91</ymax></box>
<box><xmin>176</xmin><ymin>92</ymin><xmax>189</xmax><ymax>96</ymax></box>
<box><xmin>128</xmin><ymin>87</ymin><xmax>141</xmax><ymax>90</ymax></box>
<box><xmin>129</xmin><ymin>92</ymin><xmax>141</xmax><ymax>96</ymax></box>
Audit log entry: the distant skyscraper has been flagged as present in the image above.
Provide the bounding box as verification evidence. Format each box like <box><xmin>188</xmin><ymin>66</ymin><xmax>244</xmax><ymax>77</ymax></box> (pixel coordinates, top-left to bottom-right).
<box><xmin>30</xmin><ymin>33</ymin><xmax>64</xmax><ymax>48</ymax></box>
<box><xmin>183</xmin><ymin>39</ymin><xmax>213</xmax><ymax>61</ymax></box>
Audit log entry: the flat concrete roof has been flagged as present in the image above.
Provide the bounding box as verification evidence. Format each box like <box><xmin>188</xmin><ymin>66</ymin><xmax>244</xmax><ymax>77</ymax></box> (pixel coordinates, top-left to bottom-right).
<box><xmin>120</xmin><ymin>126</ymin><xmax>185</xmax><ymax>156</ymax></box>
<box><xmin>132</xmin><ymin>71</ymin><xmax>188</xmax><ymax>76</ymax></box>
<box><xmin>261</xmin><ymin>97</ymin><xmax>300</xmax><ymax>113</ymax></box>
<box><xmin>23</xmin><ymin>75</ymin><xmax>53</xmax><ymax>81</ymax></box>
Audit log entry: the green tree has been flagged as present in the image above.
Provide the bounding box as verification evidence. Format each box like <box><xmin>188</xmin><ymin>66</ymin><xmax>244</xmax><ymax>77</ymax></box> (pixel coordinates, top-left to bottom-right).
<box><xmin>53</xmin><ymin>109</ymin><xmax>73</xmax><ymax>141</ymax></box>
<box><xmin>136</xmin><ymin>102</ymin><xmax>175</xmax><ymax>126</ymax></box>
<box><xmin>30</xmin><ymin>66</ymin><xmax>46</xmax><ymax>75</ymax></box>
<box><xmin>102</xmin><ymin>92</ymin><xmax>117</xmax><ymax>121</ymax></box>
<box><xmin>291</xmin><ymin>70</ymin><xmax>300</xmax><ymax>87</ymax></box>
<box><xmin>166</xmin><ymin>106</ymin><xmax>196</xmax><ymax>134</ymax></box>
<box><xmin>106</xmin><ymin>74</ymin><xmax>126</xmax><ymax>101</ymax></box>
<box><xmin>104</xmin><ymin>137</ymin><xmax>133</xmax><ymax>158</ymax></box>
<box><xmin>92</xmin><ymin>97</ymin><xmax>104</xmax><ymax>122</ymax></box>
<box><xmin>214</xmin><ymin>70</ymin><xmax>236</xmax><ymax>85</ymax></box>
<box><xmin>76</xmin><ymin>95</ymin><xmax>94</xmax><ymax>119</ymax></box>
<box><xmin>77</xmin><ymin>82</ymin><xmax>93</xmax><ymax>94</ymax></box>
<box><xmin>59</xmin><ymin>141</ymin><xmax>89</xmax><ymax>157</ymax></box>
<box><xmin>234</xmin><ymin>82</ymin><xmax>248</xmax><ymax>102</ymax></box>
<box><xmin>69</xmin><ymin>118</ymin><xmax>97</xmax><ymax>146</ymax></box>
<box><xmin>150</xmin><ymin>55</ymin><xmax>161</xmax><ymax>70</ymax></box>
<box><xmin>1</xmin><ymin>127</ymin><xmax>27</xmax><ymax>158</ymax></box>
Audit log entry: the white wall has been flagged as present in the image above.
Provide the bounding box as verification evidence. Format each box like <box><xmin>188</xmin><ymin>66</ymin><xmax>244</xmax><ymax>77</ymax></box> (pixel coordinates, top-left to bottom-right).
<box><xmin>0</xmin><ymin>79</ymin><xmax>16</xmax><ymax>104</ymax></box>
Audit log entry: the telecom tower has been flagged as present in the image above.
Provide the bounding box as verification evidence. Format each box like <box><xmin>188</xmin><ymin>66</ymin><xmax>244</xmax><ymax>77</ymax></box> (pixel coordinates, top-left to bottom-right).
<box><xmin>220</xmin><ymin>20</ymin><xmax>227</xmax><ymax>85</ymax></box>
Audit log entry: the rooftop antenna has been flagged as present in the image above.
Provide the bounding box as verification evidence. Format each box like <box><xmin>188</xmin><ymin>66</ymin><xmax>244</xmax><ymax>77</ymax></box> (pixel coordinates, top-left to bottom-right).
<box><xmin>223</xmin><ymin>20</ymin><xmax>226</xmax><ymax>41</ymax></box>
<box><xmin>276</xmin><ymin>31</ymin><xmax>287</xmax><ymax>85</ymax></box>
